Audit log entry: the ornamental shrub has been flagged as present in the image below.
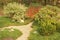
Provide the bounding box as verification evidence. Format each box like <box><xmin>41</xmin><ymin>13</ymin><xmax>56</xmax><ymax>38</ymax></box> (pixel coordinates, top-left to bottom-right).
<box><xmin>34</xmin><ymin>6</ymin><xmax>57</xmax><ymax>36</ymax></box>
<box><xmin>4</xmin><ymin>2</ymin><xmax>27</xmax><ymax>23</ymax></box>
<box><xmin>45</xmin><ymin>5</ymin><xmax>60</xmax><ymax>33</ymax></box>
<box><xmin>45</xmin><ymin>5</ymin><xmax>60</xmax><ymax>22</ymax></box>
<box><xmin>45</xmin><ymin>5</ymin><xmax>60</xmax><ymax>14</ymax></box>
<box><xmin>56</xmin><ymin>17</ymin><xmax>60</xmax><ymax>32</ymax></box>
<box><xmin>26</xmin><ymin>6</ymin><xmax>40</xmax><ymax>19</ymax></box>
<box><xmin>56</xmin><ymin>20</ymin><xmax>60</xmax><ymax>32</ymax></box>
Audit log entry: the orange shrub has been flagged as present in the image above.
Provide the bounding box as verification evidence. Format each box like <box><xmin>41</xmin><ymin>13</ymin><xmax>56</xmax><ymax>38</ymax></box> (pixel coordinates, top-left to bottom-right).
<box><xmin>26</xmin><ymin>6</ymin><xmax>40</xmax><ymax>19</ymax></box>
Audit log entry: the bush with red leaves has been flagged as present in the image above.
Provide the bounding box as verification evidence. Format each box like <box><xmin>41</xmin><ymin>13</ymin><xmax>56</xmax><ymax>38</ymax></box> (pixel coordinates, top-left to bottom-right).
<box><xmin>26</xmin><ymin>6</ymin><xmax>40</xmax><ymax>19</ymax></box>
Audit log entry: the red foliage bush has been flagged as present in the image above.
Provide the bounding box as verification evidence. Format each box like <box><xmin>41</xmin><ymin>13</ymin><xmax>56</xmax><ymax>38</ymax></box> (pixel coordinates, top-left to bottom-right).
<box><xmin>26</xmin><ymin>6</ymin><xmax>40</xmax><ymax>19</ymax></box>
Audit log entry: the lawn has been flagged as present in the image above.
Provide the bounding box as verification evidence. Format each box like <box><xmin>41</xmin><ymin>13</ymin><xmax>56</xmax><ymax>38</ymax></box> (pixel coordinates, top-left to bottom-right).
<box><xmin>28</xmin><ymin>30</ymin><xmax>60</xmax><ymax>40</ymax></box>
<box><xmin>0</xmin><ymin>28</ymin><xmax>22</xmax><ymax>40</ymax></box>
<box><xmin>0</xmin><ymin>16</ymin><xmax>19</xmax><ymax>28</ymax></box>
<box><xmin>0</xmin><ymin>16</ymin><xmax>32</xmax><ymax>28</ymax></box>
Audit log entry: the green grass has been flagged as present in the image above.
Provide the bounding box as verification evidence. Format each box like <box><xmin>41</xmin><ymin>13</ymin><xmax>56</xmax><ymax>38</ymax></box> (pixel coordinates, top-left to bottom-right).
<box><xmin>28</xmin><ymin>30</ymin><xmax>60</xmax><ymax>40</ymax></box>
<box><xmin>0</xmin><ymin>16</ymin><xmax>31</xmax><ymax>28</ymax></box>
<box><xmin>0</xmin><ymin>16</ymin><xmax>19</xmax><ymax>28</ymax></box>
<box><xmin>0</xmin><ymin>28</ymin><xmax>22</xmax><ymax>40</ymax></box>
<box><xmin>0</xmin><ymin>16</ymin><xmax>12</xmax><ymax>27</ymax></box>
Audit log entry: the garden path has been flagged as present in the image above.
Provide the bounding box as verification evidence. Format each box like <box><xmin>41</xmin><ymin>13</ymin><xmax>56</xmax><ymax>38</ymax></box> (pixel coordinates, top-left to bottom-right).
<box><xmin>3</xmin><ymin>22</ymin><xmax>33</xmax><ymax>40</ymax></box>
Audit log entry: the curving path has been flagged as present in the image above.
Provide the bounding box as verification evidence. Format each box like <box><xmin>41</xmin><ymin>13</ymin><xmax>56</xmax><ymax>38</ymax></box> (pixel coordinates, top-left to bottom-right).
<box><xmin>3</xmin><ymin>22</ymin><xmax>33</xmax><ymax>40</ymax></box>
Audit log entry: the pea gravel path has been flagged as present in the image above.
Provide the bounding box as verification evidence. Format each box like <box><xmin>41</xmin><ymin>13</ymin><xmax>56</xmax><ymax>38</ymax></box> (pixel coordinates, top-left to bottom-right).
<box><xmin>3</xmin><ymin>22</ymin><xmax>33</xmax><ymax>40</ymax></box>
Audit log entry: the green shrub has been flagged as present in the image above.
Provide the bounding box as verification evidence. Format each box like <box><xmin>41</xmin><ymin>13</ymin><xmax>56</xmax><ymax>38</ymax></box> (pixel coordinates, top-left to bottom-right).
<box><xmin>42</xmin><ymin>5</ymin><xmax>60</xmax><ymax>33</ymax></box>
<box><xmin>56</xmin><ymin>20</ymin><xmax>60</xmax><ymax>32</ymax></box>
<box><xmin>4</xmin><ymin>2</ymin><xmax>27</xmax><ymax>23</ymax></box>
<box><xmin>45</xmin><ymin>5</ymin><xmax>60</xmax><ymax>14</ymax></box>
<box><xmin>34</xmin><ymin>6</ymin><xmax>57</xmax><ymax>36</ymax></box>
<box><xmin>0</xmin><ymin>16</ymin><xmax>12</xmax><ymax>28</ymax></box>
<box><xmin>0</xmin><ymin>28</ymin><xmax>22</xmax><ymax>40</ymax></box>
